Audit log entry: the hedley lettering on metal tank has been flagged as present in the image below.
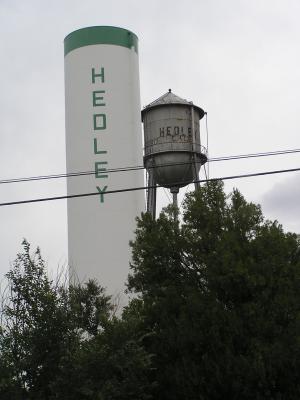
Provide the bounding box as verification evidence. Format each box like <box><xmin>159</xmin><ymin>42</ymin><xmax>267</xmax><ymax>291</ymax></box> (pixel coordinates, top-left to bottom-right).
<box><xmin>91</xmin><ymin>66</ymin><xmax>108</xmax><ymax>203</ymax></box>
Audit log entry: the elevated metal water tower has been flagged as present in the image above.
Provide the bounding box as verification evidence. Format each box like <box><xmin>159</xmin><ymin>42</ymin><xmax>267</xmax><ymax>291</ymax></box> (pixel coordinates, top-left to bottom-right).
<box><xmin>142</xmin><ymin>90</ymin><xmax>207</xmax><ymax>219</ymax></box>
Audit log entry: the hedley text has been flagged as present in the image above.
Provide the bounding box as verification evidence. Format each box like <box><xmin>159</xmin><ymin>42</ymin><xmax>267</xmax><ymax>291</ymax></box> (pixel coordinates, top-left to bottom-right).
<box><xmin>92</xmin><ymin>67</ymin><xmax>108</xmax><ymax>203</ymax></box>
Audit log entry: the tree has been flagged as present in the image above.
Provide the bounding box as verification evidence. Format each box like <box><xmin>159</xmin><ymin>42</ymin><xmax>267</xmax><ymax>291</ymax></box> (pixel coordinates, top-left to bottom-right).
<box><xmin>57</xmin><ymin>316</ymin><xmax>153</xmax><ymax>400</ymax></box>
<box><xmin>0</xmin><ymin>241</ymin><xmax>107</xmax><ymax>399</ymax></box>
<box><xmin>3</xmin><ymin>181</ymin><xmax>300</xmax><ymax>399</ymax></box>
<box><xmin>0</xmin><ymin>240</ymin><xmax>73</xmax><ymax>399</ymax></box>
<box><xmin>128</xmin><ymin>181</ymin><xmax>300</xmax><ymax>400</ymax></box>
<box><xmin>0</xmin><ymin>240</ymin><xmax>152</xmax><ymax>400</ymax></box>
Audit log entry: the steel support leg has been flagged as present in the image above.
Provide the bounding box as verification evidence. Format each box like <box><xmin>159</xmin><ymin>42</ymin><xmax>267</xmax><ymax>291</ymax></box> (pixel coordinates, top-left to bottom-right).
<box><xmin>147</xmin><ymin>168</ymin><xmax>156</xmax><ymax>219</ymax></box>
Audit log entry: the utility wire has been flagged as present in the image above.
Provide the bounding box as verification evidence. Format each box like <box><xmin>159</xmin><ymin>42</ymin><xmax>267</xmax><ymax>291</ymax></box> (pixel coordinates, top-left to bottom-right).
<box><xmin>1</xmin><ymin>166</ymin><xmax>300</xmax><ymax>208</ymax></box>
<box><xmin>209</xmin><ymin>148</ymin><xmax>300</xmax><ymax>162</ymax></box>
<box><xmin>1</xmin><ymin>147</ymin><xmax>300</xmax><ymax>186</ymax></box>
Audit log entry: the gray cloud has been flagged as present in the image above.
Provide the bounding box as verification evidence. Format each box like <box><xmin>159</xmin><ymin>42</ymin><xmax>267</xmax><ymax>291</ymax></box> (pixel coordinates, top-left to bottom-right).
<box><xmin>261</xmin><ymin>174</ymin><xmax>300</xmax><ymax>232</ymax></box>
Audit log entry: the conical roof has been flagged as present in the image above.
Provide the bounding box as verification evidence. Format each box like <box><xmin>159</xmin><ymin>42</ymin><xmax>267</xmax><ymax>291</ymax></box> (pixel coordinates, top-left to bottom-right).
<box><xmin>142</xmin><ymin>89</ymin><xmax>205</xmax><ymax>119</ymax></box>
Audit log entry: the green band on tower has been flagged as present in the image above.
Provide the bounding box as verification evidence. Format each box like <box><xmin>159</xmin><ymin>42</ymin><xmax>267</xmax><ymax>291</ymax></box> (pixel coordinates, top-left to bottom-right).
<box><xmin>64</xmin><ymin>26</ymin><xmax>138</xmax><ymax>56</ymax></box>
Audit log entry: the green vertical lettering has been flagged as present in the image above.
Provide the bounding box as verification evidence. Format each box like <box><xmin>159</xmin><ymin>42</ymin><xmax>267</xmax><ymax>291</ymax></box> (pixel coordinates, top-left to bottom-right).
<box><xmin>93</xmin><ymin>90</ymin><xmax>106</xmax><ymax>106</ymax></box>
<box><xmin>92</xmin><ymin>67</ymin><xmax>105</xmax><ymax>83</ymax></box>
<box><xmin>96</xmin><ymin>185</ymin><xmax>108</xmax><ymax>203</ymax></box>
<box><xmin>93</xmin><ymin>114</ymin><xmax>106</xmax><ymax>130</ymax></box>
<box><xmin>94</xmin><ymin>138</ymin><xmax>107</xmax><ymax>155</ymax></box>
<box><xmin>95</xmin><ymin>161</ymin><xmax>108</xmax><ymax>178</ymax></box>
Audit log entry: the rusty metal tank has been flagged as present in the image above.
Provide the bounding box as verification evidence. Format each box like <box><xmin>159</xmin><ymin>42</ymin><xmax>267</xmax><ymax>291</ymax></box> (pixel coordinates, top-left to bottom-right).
<box><xmin>142</xmin><ymin>90</ymin><xmax>207</xmax><ymax>189</ymax></box>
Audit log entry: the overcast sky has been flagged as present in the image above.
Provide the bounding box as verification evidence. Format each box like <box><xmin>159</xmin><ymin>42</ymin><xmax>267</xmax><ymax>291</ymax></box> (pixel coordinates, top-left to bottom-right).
<box><xmin>1</xmin><ymin>0</ymin><xmax>300</xmax><ymax>288</ymax></box>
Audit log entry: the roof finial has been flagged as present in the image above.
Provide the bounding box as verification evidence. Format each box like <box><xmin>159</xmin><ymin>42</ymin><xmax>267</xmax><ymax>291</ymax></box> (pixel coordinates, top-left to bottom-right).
<box><xmin>168</xmin><ymin>88</ymin><xmax>171</xmax><ymax>93</ymax></box>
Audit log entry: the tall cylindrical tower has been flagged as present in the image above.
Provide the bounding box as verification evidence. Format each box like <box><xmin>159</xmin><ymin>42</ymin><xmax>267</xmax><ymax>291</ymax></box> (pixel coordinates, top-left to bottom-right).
<box><xmin>64</xmin><ymin>26</ymin><xmax>144</xmax><ymax>295</ymax></box>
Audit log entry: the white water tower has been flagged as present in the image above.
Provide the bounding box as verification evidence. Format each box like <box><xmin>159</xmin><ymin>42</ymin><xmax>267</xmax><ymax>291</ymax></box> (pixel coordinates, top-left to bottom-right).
<box><xmin>64</xmin><ymin>26</ymin><xmax>144</xmax><ymax>295</ymax></box>
<box><xmin>142</xmin><ymin>90</ymin><xmax>207</xmax><ymax>218</ymax></box>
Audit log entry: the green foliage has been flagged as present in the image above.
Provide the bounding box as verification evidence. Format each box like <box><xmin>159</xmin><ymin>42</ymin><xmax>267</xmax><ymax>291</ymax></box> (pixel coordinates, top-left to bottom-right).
<box><xmin>128</xmin><ymin>181</ymin><xmax>300</xmax><ymax>399</ymax></box>
<box><xmin>0</xmin><ymin>240</ymin><xmax>152</xmax><ymax>400</ymax></box>
<box><xmin>58</xmin><ymin>318</ymin><xmax>153</xmax><ymax>400</ymax></box>
<box><xmin>69</xmin><ymin>279</ymin><xmax>112</xmax><ymax>337</ymax></box>
<box><xmin>0</xmin><ymin>239</ymin><xmax>71</xmax><ymax>399</ymax></box>
<box><xmin>2</xmin><ymin>181</ymin><xmax>300</xmax><ymax>399</ymax></box>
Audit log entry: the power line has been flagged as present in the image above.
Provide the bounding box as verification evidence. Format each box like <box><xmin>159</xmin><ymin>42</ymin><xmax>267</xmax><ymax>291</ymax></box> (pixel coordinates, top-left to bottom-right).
<box><xmin>209</xmin><ymin>148</ymin><xmax>300</xmax><ymax>162</ymax></box>
<box><xmin>1</xmin><ymin>166</ymin><xmax>300</xmax><ymax>208</ymax></box>
<box><xmin>1</xmin><ymin>147</ymin><xmax>300</xmax><ymax>186</ymax></box>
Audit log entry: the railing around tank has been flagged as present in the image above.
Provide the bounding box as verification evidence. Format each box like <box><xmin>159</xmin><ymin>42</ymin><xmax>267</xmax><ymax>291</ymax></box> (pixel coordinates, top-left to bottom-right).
<box><xmin>144</xmin><ymin>141</ymin><xmax>207</xmax><ymax>158</ymax></box>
